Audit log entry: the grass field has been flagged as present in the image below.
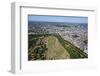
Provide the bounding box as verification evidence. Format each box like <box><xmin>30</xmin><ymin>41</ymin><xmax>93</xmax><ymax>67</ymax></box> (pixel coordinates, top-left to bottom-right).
<box><xmin>46</xmin><ymin>36</ymin><xmax>70</xmax><ymax>59</ymax></box>
<box><xmin>28</xmin><ymin>34</ymin><xmax>88</xmax><ymax>60</ymax></box>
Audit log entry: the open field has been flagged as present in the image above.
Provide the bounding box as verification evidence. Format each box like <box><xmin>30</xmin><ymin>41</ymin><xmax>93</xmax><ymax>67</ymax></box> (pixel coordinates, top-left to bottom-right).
<box><xmin>28</xmin><ymin>34</ymin><xmax>88</xmax><ymax>60</ymax></box>
<box><xmin>46</xmin><ymin>36</ymin><xmax>70</xmax><ymax>59</ymax></box>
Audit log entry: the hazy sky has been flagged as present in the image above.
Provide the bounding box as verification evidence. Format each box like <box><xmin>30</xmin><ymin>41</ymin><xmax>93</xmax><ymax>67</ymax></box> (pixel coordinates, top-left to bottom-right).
<box><xmin>28</xmin><ymin>15</ymin><xmax>88</xmax><ymax>23</ymax></box>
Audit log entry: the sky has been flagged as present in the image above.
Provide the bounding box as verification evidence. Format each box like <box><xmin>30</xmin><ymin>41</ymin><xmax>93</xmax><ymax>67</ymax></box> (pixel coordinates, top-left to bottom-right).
<box><xmin>28</xmin><ymin>15</ymin><xmax>88</xmax><ymax>23</ymax></box>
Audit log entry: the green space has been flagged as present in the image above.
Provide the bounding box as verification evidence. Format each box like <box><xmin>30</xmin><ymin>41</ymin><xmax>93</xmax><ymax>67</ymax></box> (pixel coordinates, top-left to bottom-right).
<box><xmin>28</xmin><ymin>34</ymin><xmax>88</xmax><ymax>60</ymax></box>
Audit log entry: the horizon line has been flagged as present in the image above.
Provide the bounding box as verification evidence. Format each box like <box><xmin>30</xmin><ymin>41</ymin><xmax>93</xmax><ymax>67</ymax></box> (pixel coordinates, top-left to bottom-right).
<box><xmin>28</xmin><ymin>20</ymin><xmax>88</xmax><ymax>24</ymax></box>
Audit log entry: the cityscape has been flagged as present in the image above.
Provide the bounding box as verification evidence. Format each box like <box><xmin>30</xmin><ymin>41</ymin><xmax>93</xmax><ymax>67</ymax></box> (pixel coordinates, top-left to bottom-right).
<box><xmin>28</xmin><ymin>15</ymin><xmax>88</xmax><ymax>60</ymax></box>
